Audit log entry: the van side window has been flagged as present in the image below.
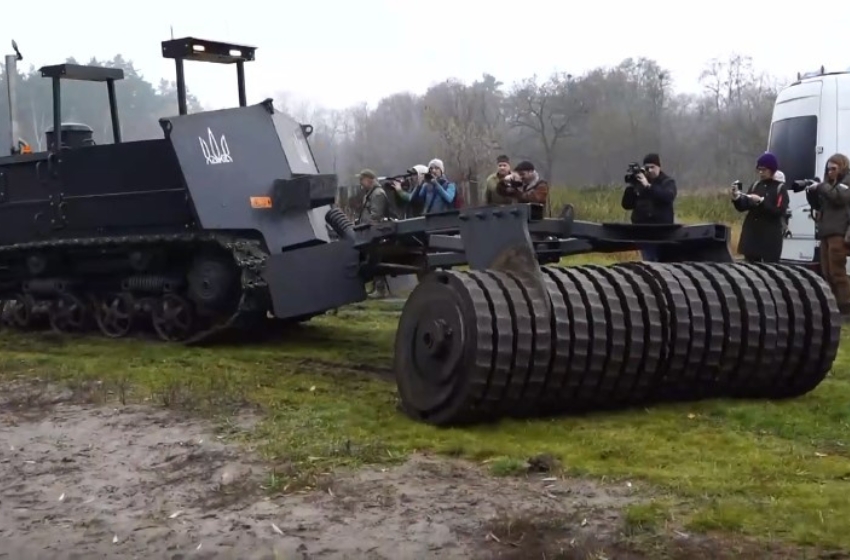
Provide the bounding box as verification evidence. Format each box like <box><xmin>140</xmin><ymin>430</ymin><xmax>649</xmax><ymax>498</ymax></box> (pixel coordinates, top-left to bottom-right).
<box><xmin>768</xmin><ymin>116</ymin><xmax>818</xmax><ymax>183</ymax></box>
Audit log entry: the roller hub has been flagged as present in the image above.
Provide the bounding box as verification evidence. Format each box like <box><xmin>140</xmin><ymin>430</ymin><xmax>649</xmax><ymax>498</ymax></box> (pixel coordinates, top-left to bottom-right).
<box><xmin>410</xmin><ymin>309</ymin><xmax>463</xmax><ymax>384</ymax></box>
<box><xmin>420</xmin><ymin>319</ymin><xmax>453</xmax><ymax>358</ymax></box>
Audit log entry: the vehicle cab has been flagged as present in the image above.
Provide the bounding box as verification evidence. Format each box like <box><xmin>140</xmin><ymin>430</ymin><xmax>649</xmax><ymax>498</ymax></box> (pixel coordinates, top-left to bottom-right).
<box><xmin>772</xmin><ymin>66</ymin><xmax>850</xmax><ymax>273</ymax></box>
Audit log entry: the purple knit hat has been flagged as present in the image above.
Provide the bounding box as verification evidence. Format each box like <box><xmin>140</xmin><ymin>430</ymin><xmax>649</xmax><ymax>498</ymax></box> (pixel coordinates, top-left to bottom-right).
<box><xmin>756</xmin><ymin>152</ymin><xmax>779</xmax><ymax>172</ymax></box>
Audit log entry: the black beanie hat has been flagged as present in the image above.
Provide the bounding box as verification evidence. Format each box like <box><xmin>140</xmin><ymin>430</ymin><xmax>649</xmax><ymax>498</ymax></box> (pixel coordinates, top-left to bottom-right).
<box><xmin>643</xmin><ymin>153</ymin><xmax>661</xmax><ymax>166</ymax></box>
<box><xmin>496</xmin><ymin>154</ymin><xmax>510</xmax><ymax>164</ymax></box>
<box><xmin>756</xmin><ymin>152</ymin><xmax>779</xmax><ymax>172</ymax></box>
<box><xmin>514</xmin><ymin>160</ymin><xmax>535</xmax><ymax>172</ymax></box>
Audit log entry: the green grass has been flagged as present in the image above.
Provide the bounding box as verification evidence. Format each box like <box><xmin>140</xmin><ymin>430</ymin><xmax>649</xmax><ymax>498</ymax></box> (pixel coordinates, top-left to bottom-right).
<box><xmin>550</xmin><ymin>185</ymin><xmax>743</xmax><ymax>226</ymax></box>
<box><xmin>1</xmin><ymin>188</ymin><xmax>831</xmax><ymax>551</ymax></box>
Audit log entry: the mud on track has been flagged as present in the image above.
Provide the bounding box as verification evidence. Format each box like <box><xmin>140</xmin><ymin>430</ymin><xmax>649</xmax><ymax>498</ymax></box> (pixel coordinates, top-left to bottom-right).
<box><xmin>0</xmin><ymin>383</ymin><xmax>637</xmax><ymax>560</ymax></box>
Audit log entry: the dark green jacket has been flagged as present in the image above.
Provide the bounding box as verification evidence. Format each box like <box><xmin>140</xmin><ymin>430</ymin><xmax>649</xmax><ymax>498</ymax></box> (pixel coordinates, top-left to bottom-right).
<box><xmin>806</xmin><ymin>174</ymin><xmax>850</xmax><ymax>239</ymax></box>
<box><xmin>357</xmin><ymin>186</ymin><xmax>394</xmax><ymax>224</ymax></box>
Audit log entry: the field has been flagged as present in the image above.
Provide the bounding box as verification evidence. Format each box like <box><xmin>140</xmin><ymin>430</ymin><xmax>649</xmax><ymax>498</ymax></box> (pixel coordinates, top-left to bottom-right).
<box><xmin>3</xmin><ymin>188</ymin><xmax>846</xmax><ymax>559</ymax></box>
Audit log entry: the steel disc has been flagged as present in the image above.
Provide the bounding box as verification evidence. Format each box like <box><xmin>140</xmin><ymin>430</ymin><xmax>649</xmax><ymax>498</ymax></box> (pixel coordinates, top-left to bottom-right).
<box><xmin>394</xmin><ymin>272</ymin><xmax>482</xmax><ymax>425</ymax></box>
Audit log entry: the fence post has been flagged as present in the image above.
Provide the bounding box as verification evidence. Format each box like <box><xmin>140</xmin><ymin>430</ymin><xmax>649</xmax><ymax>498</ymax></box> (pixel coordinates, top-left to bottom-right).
<box><xmin>467</xmin><ymin>179</ymin><xmax>482</xmax><ymax>206</ymax></box>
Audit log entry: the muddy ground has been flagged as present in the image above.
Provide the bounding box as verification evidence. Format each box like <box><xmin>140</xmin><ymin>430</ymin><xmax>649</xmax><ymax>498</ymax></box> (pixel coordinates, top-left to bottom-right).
<box><xmin>0</xmin><ymin>382</ymin><xmax>829</xmax><ymax>560</ymax></box>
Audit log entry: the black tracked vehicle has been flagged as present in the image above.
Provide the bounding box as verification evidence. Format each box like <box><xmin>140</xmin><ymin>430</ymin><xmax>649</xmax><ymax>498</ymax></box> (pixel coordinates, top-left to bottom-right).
<box><xmin>0</xmin><ymin>37</ymin><xmax>842</xmax><ymax>426</ymax></box>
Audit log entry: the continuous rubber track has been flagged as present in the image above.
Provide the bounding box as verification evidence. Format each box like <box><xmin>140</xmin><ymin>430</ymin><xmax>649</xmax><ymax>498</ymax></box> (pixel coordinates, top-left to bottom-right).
<box><xmin>394</xmin><ymin>262</ymin><xmax>842</xmax><ymax>426</ymax></box>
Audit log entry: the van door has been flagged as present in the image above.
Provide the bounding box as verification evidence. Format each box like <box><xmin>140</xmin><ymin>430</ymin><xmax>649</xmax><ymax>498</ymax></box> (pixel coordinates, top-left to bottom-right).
<box><xmin>771</xmin><ymin>80</ymin><xmax>822</xmax><ymax>262</ymax></box>
<box><xmin>773</xmin><ymin>116</ymin><xmax>819</xmax><ymax>261</ymax></box>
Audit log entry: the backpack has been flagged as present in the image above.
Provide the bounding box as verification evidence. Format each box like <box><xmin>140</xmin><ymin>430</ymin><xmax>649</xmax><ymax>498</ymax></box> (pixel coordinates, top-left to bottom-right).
<box><xmin>452</xmin><ymin>184</ymin><xmax>465</xmax><ymax>209</ymax></box>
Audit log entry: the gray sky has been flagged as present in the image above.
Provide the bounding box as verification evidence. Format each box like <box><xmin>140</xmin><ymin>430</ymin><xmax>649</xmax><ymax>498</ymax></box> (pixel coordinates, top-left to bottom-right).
<box><xmin>3</xmin><ymin>0</ymin><xmax>846</xmax><ymax>111</ymax></box>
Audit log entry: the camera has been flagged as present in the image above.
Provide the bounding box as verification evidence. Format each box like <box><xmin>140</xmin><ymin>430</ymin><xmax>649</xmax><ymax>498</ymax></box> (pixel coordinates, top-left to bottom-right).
<box><xmin>381</xmin><ymin>169</ymin><xmax>419</xmax><ymax>191</ymax></box>
<box><xmin>790</xmin><ymin>177</ymin><xmax>820</xmax><ymax>193</ymax></box>
<box><xmin>383</xmin><ymin>177</ymin><xmax>411</xmax><ymax>190</ymax></box>
<box><xmin>424</xmin><ymin>172</ymin><xmax>433</xmax><ymax>182</ymax></box>
<box><xmin>624</xmin><ymin>162</ymin><xmax>646</xmax><ymax>184</ymax></box>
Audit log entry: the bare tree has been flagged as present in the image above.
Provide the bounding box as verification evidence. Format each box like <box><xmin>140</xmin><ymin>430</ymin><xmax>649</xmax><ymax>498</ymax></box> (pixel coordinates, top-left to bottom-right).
<box><xmin>422</xmin><ymin>75</ymin><xmax>505</xmax><ymax>203</ymax></box>
<box><xmin>506</xmin><ymin>71</ymin><xmax>590</xmax><ymax>182</ymax></box>
<box><xmin>698</xmin><ymin>54</ymin><xmax>778</xmax><ymax>183</ymax></box>
<box><xmin>264</xmin><ymin>54</ymin><xmax>786</xmax><ymax>191</ymax></box>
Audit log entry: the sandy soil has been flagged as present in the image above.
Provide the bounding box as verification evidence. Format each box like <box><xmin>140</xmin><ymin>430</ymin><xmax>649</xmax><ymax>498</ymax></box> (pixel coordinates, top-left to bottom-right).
<box><xmin>0</xmin><ymin>383</ymin><xmax>640</xmax><ymax>560</ymax></box>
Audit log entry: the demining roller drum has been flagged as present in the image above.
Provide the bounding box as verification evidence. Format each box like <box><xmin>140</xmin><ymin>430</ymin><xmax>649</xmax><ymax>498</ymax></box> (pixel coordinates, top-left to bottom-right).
<box><xmin>393</xmin><ymin>262</ymin><xmax>842</xmax><ymax>426</ymax></box>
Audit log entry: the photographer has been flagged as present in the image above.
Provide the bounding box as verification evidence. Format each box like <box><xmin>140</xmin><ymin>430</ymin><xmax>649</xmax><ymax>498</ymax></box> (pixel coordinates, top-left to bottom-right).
<box><xmin>620</xmin><ymin>153</ymin><xmax>678</xmax><ymax>261</ymax></box>
<box><xmin>412</xmin><ymin>158</ymin><xmax>457</xmax><ymax>214</ymax></box>
<box><xmin>355</xmin><ymin>169</ymin><xmax>395</xmax><ymax>225</ymax></box>
<box><xmin>496</xmin><ymin>160</ymin><xmax>550</xmax><ymax>209</ymax></box>
<box><xmin>730</xmin><ymin>152</ymin><xmax>788</xmax><ymax>263</ymax></box>
<box><xmin>484</xmin><ymin>155</ymin><xmax>515</xmax><ymax>205</ymax></box>
<box><xmin>386</xmin><ymin>164</ymin><xmax>428</xmax><ymax>218</ymax></box>
<box><xmin>805</xmin><ymin>153</ymin><xmax>850</xmax><ymax>317</ymax></box>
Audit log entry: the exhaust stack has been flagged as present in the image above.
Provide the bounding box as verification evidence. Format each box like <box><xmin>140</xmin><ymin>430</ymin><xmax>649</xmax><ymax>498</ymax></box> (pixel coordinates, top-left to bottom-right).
<box><xmin>4</xmin><ymin>40</ymin><xmax>23</xmax><ymax>156</ymax></box>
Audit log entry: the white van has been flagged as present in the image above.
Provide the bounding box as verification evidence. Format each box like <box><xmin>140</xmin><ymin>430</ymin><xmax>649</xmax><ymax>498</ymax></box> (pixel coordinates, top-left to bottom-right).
<box><xmin>771</xmin><ymin>67</ymin><xmax>850</xmax><ymax>273</ymax></box>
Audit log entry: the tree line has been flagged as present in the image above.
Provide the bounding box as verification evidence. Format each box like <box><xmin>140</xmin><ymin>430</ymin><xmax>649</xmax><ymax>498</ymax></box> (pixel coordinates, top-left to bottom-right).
<box><xmin>0</xmin><ymin>55</ymin><xmax>203</xmax><ymax>151</ymax></box>
<box><xmin>2</xmin><ymin>53</ymin><xmax>782</xmax><ymax>197</ymax></box>
<box><xmin>280</xmin><ymin>54</ymin><xmax>782</xmax><ymax>198</ymax></box>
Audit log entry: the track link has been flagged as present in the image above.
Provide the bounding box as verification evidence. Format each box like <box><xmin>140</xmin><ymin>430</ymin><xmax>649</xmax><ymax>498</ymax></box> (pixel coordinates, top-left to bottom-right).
<box><xmin>0</xmin><ymin>233</ymin><xmax>274</xmax><ymax>345</ymax></box>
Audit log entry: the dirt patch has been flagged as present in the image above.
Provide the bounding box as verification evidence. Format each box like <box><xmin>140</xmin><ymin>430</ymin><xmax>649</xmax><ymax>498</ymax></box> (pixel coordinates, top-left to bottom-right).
<box><xmin>0</xmin><ymin>385</ymin><xmax>638</xmax><ymax>560</ymax></box>
<box><xmin>0</xmin><ymin>384</ymin><xmax>832</xmax><ymax>560</ymax></box>
<box><xmin>292</xmin><ymin>357</ymin><xmax>394</xmax><ymax>380</ymax></box>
